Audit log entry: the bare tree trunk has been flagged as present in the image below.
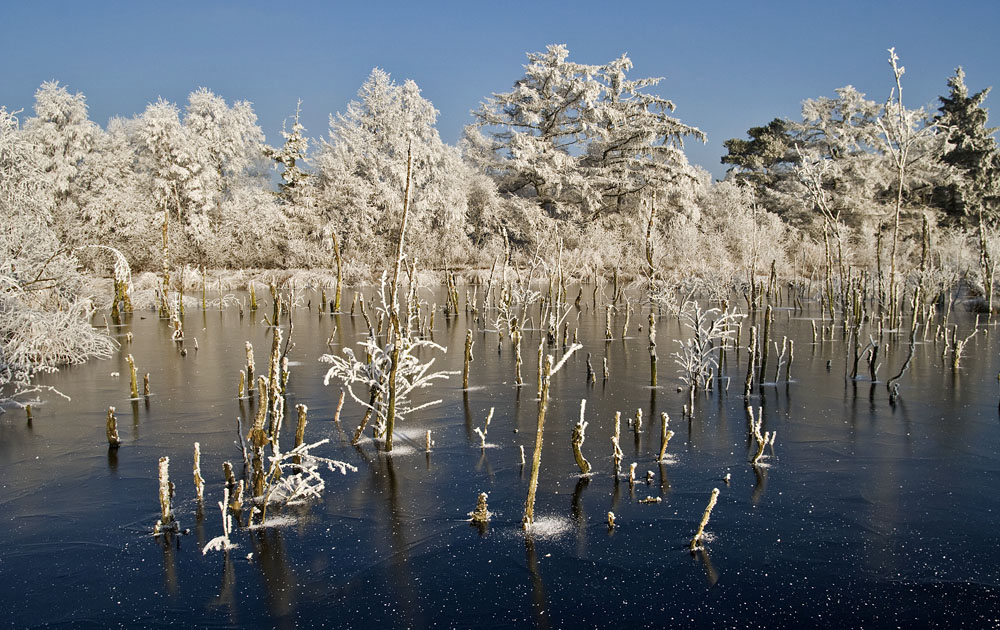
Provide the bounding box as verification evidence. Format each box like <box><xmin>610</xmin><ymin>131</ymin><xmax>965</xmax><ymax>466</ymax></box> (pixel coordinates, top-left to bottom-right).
<box><xmin>384</xmin><ymin>142</ymin><xmax>413</xmax><ymax>453</ymax></box>
<box><xmin>979</xmin><ymin>208</ymin><xmax>995</xmax><ymax>321</ymax></box>
<box><xmin>523</xmin><ymin>355</ymin><xmax>553</xmax><ymax>528</ymax></box>
<box><xmin>888</xmin><ymin>159</ymin><xmax>905</xmax><ymax>326</ymax></box>
<box><xmin>331</xmin><ymin>231</ymin><xmax>343</xmax><ymax>312</ymax></box>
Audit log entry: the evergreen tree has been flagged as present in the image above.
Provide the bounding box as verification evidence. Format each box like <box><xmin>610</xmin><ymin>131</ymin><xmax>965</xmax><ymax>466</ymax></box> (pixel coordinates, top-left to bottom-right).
<box><xmin>935</xmin><ymin>67</ymin><xmax>1000</xmax><ymax>223</ymax></box>
<box><xmin>721</xmin><ymin>117</ymin><xmax>796</xmax><ymax>192</ymax></box>
<box><xmin>264</xmin><ymin>100</ymin><xmax>310</xmax><ymax>204</ymax></box>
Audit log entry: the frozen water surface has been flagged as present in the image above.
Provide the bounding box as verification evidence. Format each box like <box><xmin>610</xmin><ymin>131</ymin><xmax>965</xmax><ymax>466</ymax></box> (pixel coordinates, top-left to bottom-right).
<box><xmin>2</xmin><ymin>287</ymin><xmax>999</xmax><ymax>627</ymax></box>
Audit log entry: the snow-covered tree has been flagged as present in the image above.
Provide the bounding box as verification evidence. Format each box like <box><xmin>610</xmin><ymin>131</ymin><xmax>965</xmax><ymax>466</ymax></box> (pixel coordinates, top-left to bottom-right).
<box><xmin>314</xmin><ymin>69</ymin><xmax>475</xmax><ymax>265</ymax></box>
<box><xmin>934</xmin><ymin>67</ymin><xmax>1000</xmax><ymax>224</ymax></box>
<box><xmin>877</xmin><ymin>48</ymin><xmax>948</xmax><ymax>313</ymax></box>
<box><xmin>135</xmin><ymin>98</ymin><xmax>210</xmax><ymax>262</ymax></box>
<box><xmin>264</xmin><ymin>100</ymin><xmax>311</xmax><ymax>205</ymax></box>
<box><xmin>0</xmin><ymin>107</ymin><xmax>60</xmax><ymax>282</ymax></box>
<box><xmin>582</xmin><ymin>54</ymin><xmax>706</xmax><ymax>219</ymax></box>
<box><xmin>132</xmin><ymin>91</ymin><xmax>273</xmax><ymax>266</ymax></box>
<box><xmin>758</xmin><ymin>79</ymin><xmax>947</xmax><ymax>237</ymax></box>
<box><xmin>183</xmin><ymin>89</ymin><xmax>287</xmax><ymax>266</ymax></box>
<box><xmin>23</xmin><ymin>81</ymin><xmax>100</xmax><ymax>243</ymax></box>
<box><xmin>75</xmin><ymin>116</ymin><xmax>160</xmax><ymax>270</ymax></box>
<box><xmin>184</xmin><ymin>87</ymin><xmax>266</xmax><ymax>194</ymax></box>
<box><xmin>471</xmin><ymin>44</ymin><xmax>704</xmax><ymax>224</ymax></box>
<box><xmin>787</xmin><ymin>86</ymin><xmax>886</xmax><ymax>229</ymax></box>
<box><xmin>1</xmin><ymin>107</ymin><xmax>114</xmax><ymax>401</ymax></box>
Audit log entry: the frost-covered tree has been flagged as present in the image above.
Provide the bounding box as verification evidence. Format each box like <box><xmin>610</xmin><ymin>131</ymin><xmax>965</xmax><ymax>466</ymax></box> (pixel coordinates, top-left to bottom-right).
<box><xmin>1</xmin><ymin>107</ymin><xmax>114</xmax><ymax>401</ymax></box>
<box><xmin>314</xmin><ymin>69</ymin><xmax>475</xmax><ymax>265</ymax></box>
<box><xmin>471</xmin><ymin>44</ymin><xmax>704</xmax><ymax>225</ymax></box>
<box><xmin>23</xmin><ymin>81</ymin><xmax>100</xmax><ymax>243</ymax></box>
<box><xmin>264</xmin><ymin>100</ymin><xmax>311</xmax><ymax>205</ymax></box>
<box><xmin>780</xmin><ymin>85</ymin><xmax>897</xmax><ymax>317</ymax></box>
<box><xmin>0</xmin><ymin>108</ymin><xmax>59</xmax><ymax>281</ymax></box>
<box><xmin>582</xmin><ymin>54</ymin><xmax>706</xmax><ymax>220</ymax></box>
<box><xmin>721</xmin><ymin>118</ymin><xmax>797</xmax><ymax>194</ymax></box>
<box><xmin>788</xmin><ymin>86</ymin><xmax>886</xmax><ymax>229</ymax></box>
<box><xmin>934</xmin><ymin>67</ymin><xmax>1000</xmax><ymax>224</ymax></box>
<box><xmin>459</xmin><ymin>157</ymin><xmax>515</xmax><ymax>252</ymax></box>
<box><xmin>75</xmin><ymin>116</ymin><xmax>160</xmax><ymax>270</ymax></box>
<box><xmin>184</xmin><ymin>87</ymin><xmax>267</xmax><ymax>195</ymax></box>
<box><xmin>183</xmin><ymin>89</ymin><xmax>288</xmax><ymax>267</ymax></box>
<box><xmin>877</xmin><ymin>48</ymin><xmax>947</xmax><ymax>314</ymax></box>
<box><xmin>261</xmin><ymin>103</ymin><xmax>323</xmax><ymax>266</ymax></box>
<box><xmin>765</xmin><ymin>78</ymin><xmax>947</xmax><ymax>238</ymax></box>
<box><xmin>135</xmin><ymin>98</ymin><xmax>210</xmax><ymax>263</ymax></box>
<box><xmin>133</xmin><ymin>91</ymin><xmax>276</xmax><ymax>266</ymax></box>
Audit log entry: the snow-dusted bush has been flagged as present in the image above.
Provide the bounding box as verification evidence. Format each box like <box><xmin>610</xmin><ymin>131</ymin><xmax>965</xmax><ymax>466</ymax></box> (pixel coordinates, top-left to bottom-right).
<box><xmin>320</xmin><ymin>275</ymin><xmax>455</xmax><ymax>448</ymax></box>
<box><xmin>259</xmin><ymin>439</ymin><xmax>356</xmax><ymax>509</ymax></box>
<box><xmin>672</xmin><ymin>302</ymin><xmax>743</xmax><ymax>395</ymax></box>
<box><xmin>212</xmin><ymin>182</ymin><xmax>290</xmax><ymax>268</ymax></box>
<box><xmin>698</xmin><ymin>181</ymin><xmax>791</xmax><ymax>286</ymax></box>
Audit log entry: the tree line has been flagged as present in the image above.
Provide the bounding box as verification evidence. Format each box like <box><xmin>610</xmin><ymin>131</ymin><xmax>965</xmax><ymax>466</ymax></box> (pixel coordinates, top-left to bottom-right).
<box><xmin>4</xmin><ymin>45</ymin><xmax>997</xmax><ymax>273</ymax></box>
<box><xmin>2</xmin><ymin>45</ymin><xmax>998</xmax><ymax>399</ymax></box>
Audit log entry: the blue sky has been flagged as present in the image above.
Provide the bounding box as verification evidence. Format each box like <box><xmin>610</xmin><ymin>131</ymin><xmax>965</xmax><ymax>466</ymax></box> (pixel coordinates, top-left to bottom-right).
<box><xmin>2</xmin><ymin>1</ymin><xmax>998</xmax><ymax>179</ymax></box>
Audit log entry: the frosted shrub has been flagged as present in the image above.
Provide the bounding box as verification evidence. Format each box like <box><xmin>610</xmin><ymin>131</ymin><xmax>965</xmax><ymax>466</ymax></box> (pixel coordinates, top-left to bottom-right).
<box><xmin>573</xmin><ymin>219</ymin><xmax>636</xmax><ymax>276</ymax></box>
<box><xmin>321</xmin><ymin>332</ymin><xmax>452</xmax><ymax>439</ymax></box>
<box><xmin>255</xmin><ymin>439</ymin><xmax>357</xmax><ymax>523</ymax></box>
<box><xmin>0</xmin><ymin>300</ymin><xmax>116</xmax><ymax>400</ymax></box>
<box><xmin>672</xmin><ymin>301</ymin><xmax>744</xmax><ymax>396</ymax></box>
<box><xmin>320</xmin><ymin>275</ymin><xmax>455</xmax><ymax>448</ymax></box>
<box><xmin>214</xmin><ymin>183</ymin><xmax>290</xmax><ymax>268</ymax></box>
<box><xmin>660</xmin><ymin>215</ymin><xmax>706</xmax><ymax>277</ymax></box>
<box><xmin>648</xmin><ymin>282</ymin><xmax>679</xmax><ymax>314</ymax></box>
<box><xmin>695</xmin><ymin>181</ymin><xmax>791</xmax><ymax>293</ymax></box>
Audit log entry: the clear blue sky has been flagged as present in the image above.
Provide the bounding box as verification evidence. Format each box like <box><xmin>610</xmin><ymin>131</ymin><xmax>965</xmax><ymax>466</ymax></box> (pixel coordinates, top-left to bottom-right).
<box><xmin>2</xmin><ymin>1</ymin><xmax>998</xmax><ymax>179</ymax></box>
